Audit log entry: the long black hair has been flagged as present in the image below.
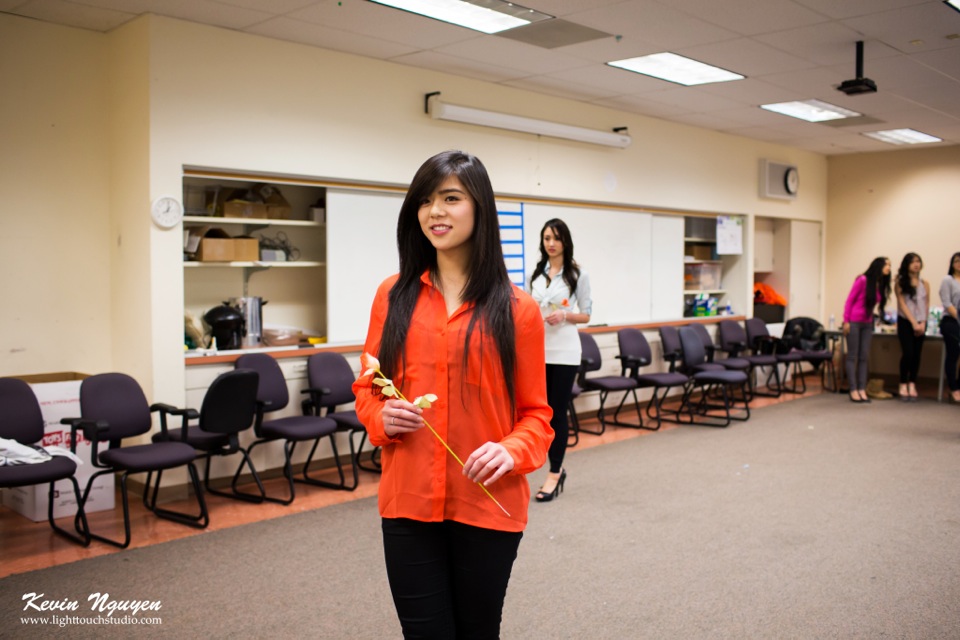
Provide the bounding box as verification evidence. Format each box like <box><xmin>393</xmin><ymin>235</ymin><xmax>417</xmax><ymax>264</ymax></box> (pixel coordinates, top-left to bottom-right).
<box><xmin>948</xmin><ymin>252</ymin><xmax>960</xmax><ymax>277</ymax></box>
<box><xmin>863</xmin><ymin>256</ymin><xmax>891</xmax><ymax>314</ymax></box>
<box><xmin>530</xmin><ymin>218</ymin><xmax>580</xmax><ymax>295</ymax></box>
<box><xmin>896</xmin><ymin>252</ymin><xmax>922</xmax><ymax>299</ymax></box>
<box><xmin>378</xmin><ymin>150</ymin><xmax>516</xmax><ymax>408</ymax></box>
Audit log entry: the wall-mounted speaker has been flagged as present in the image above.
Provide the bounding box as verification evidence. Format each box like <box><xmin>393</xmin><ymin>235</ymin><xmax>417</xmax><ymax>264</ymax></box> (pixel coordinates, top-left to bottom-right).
<box><xmin>760</xmin><ymin>159</ymin><xmax>798</xmax><ymax>200</ymax></box>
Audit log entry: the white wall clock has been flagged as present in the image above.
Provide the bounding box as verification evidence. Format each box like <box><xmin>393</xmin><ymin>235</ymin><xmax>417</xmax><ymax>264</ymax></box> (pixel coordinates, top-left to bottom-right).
<box><xmin>784</xmin><ymin>167</ymin><xmax>800</xmax><ymax>195</ymax></box>
<box><xmin>151</xmin><ymin>195</ymin><xmax>184</xmax><ymax>229</ymax></box>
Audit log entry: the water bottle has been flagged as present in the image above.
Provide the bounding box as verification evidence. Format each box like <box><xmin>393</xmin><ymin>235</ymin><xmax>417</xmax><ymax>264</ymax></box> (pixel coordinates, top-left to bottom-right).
<box><xmin>828</xmin><ymin>314</ymin><xmax>836</xmax><ymax>330</ymax></box>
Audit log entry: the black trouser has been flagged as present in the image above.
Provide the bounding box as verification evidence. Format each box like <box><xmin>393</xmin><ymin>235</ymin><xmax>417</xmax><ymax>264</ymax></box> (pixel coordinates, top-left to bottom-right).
<box><xmin>545</xmin><ymin>364</ymin><xmax>578</xmax><ymax>473</ymax></box>
<box><xmin>941</xmin><ymin>316</ymin><xmax>960</xmax><ymax>392</ymax></box>
<box><xmin>381</xmin><ymin>518</ymin><xmax>522</xmax><ymax>640</ymax></box>
<box><xmin>845</xmin><ymin>322</ymin><xmax>873</xmax><ymax>391</ymax></box>
<box><xmin>897</xmin><ymin>316</ymin><xmax>926</xmax><ymax>384</ymax></box>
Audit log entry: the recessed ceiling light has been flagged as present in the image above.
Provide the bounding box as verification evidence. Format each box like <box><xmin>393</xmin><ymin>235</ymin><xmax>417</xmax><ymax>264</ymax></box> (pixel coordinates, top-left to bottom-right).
<box><xmin>945</xmin><ymin>1</ymin><xmax>960</xmax><ymax>15</ymax></box>
<box><xmin>862</xmin><ymin>128</ymin><xmax>943</xmax><ymax>145</ymax></box>
<box><xmin>760</xmin><ymin>99</ymin><xmax>861</xmax><ymax>122</ymax></box>
<box><xmin>367</xmin><ymin>0</ymin><xmax>552</xmax><ymax>34</ymax></box>
<box><xmin>607</xmin><ymin>53</ymin><xmax>744</xmax><ymax>86</ymax></box>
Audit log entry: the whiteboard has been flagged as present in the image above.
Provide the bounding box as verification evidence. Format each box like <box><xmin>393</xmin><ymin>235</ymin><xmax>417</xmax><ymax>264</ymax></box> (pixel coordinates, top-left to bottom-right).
<box><xmin>523</xmin><ymin>204</ymin><xmax>653</xmax><ymax>326</ymax></box>
<box><xmin>326</xmin><ymin>189</ymin><xmax>402</xmax><ymax>344</ymax></box>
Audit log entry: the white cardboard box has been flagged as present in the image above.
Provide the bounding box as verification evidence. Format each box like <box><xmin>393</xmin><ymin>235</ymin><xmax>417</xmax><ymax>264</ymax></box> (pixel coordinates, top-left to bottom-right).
<box><xmin>1</xmin><ymin>375</ymin><xmax>115</xmax><ymax>522</ymax></box>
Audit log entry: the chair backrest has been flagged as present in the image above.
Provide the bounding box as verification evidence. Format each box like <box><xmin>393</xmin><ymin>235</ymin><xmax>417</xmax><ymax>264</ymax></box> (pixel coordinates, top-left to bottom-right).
<box><xmin>0</xmin><ymin>378</ymin><xmax>45</xmax><ymax>445</ymax></box>
<box><xmin>688</xmin><ymin>323</ymin><xmax>716</xmax><ymax>356</ymax></box>
<box><xmin>236</xmin><ymin>353</ymin><xmax>289</xmax><ymax>413</ymax></box>
<box><xmin>306</xmin><ymin>352</ymin><xmax>357</xmax><ymax>408</ymax></box>
<box><xmin>745</xmin><ymin>317</ymin><xmax>770</xmax><ymax>343</ymax></box>
<box><xmin>717</xmin><ymin>320</ymin><xmax>748</xmax><ymax>353</ymax></box>
<box><xmin>617</xmin><ymin>328</ymin><xmax>652</xmax><ymax>374</ymax></box>
<box><xmin>677</xmin><ymin>326</ymin><xmax>708</xmax><ymax>370</ymax></box>
<box><xmin>198</xmin><ymin>370</ymin><xmax>259</xmax><ymax>435</ymax></box>
<box><xmin>578</xmin><ymin>332</ymin><xmax>602</xmax><ymax>374</ymax></box>
<box><xmin>80</xmin><ymin>373</ymin><xmax>153</xmax><ymax>441</ymax></box>
<box><xmin>658</xmin><ymin>326</ymin><xmax>682</xmax><ymax>362</ymax></box>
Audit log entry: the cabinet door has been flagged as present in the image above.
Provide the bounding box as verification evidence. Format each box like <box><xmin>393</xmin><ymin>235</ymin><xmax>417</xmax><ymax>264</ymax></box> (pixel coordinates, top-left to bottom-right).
<box><xmin>326</xmin><ymin>190</ymin><xmax>403</xmax><ymax>344</ymax></box>
<box><xmin>754</xmin><ymin>217</ymin><xmax>774</xmax><ymax>272</ymax></box>
<box><xmin>652</xmin><ymin>215</ymin><xmax>684</xmax><ymax>320</ymax></box>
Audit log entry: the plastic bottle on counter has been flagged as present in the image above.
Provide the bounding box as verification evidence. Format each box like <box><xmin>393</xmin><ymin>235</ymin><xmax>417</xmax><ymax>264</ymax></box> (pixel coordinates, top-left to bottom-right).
<box><xmin>828</xmin><ymin>314</ymin><xmax>836</xmax><ymax>330</ymax></box>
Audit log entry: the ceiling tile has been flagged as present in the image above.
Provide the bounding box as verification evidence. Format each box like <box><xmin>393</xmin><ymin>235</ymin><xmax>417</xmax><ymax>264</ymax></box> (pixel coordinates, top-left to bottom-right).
<box><xmin>248</xmin><ymin>16</ymin><xmax>417</xmax><ymax>58</ymax></box>
<box><xmin>570</xmin><ymin>0</ymin><xmax>740</xmax><ymax>48</ymax></box>
<box><xmin>432</xmin><ymin>36</ymin><xmax>591</xmax><ymax>75</ymax></box>
<box><xmin>678</xmin><ymin>37</ymin><xmax>817</xmax><ymax>77</ymax></box>
<box><xmin>15</xmin><ymin>0</ymin><xmax>134</xmax><ymax>31</ymax></box>
<box><xmin>663</xmin><ymin>0</ymin><xmax>828</xmax><ymax>36</ymax></box>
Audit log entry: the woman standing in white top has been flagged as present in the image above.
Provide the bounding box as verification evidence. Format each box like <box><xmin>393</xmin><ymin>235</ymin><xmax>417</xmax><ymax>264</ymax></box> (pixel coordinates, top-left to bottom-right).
<box><xmin>528</xmin><ymin>219</ymin><xmax>592</xmax><ymax>502</ymax></box>
<box><xmin>895</xmin><ymin>252</ymin><xmax>930</xmax><ymax>401</ymax></box>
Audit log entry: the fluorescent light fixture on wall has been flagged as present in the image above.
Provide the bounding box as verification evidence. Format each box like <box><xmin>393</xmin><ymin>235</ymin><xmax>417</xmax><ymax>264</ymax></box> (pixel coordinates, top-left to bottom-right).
<box><xmin>367</xmin><ymin>0</ymin><xmax>552</xmax><ymax>34</ymax></box>
<box><xmin>425</xmin><ymin>93</ymin><xmax>631</xmax><ymax>148</ymax></box>
<box><xmin>945</xmin><ymin>0</ymin><xmax>960</xmax><ymax>14</ymax></box>
<box><xmin>862</xmin><ymin>128</ymin><xmax>942</xmax><ymax>145</ymax></box>
<box><xmin>760</xmin><ymin>99</ymin><xmax>860</xmax><ymax>122</ymax></box>
<box><xmin>608</xmin><ymin>53</ymin><xmax>744</xmax><ymax>86</ymax></box>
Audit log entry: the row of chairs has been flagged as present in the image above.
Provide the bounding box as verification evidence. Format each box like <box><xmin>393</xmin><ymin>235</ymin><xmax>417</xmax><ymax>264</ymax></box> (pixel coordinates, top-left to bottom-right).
<box><xmin>0</xmin><ymin>351</ymin><xmax>376</xmax><ymax>549</ymax></box>
<box><xmin>570</xmin><ymin>317</ymin><xmax>836</xmax><ymax>437</ymax></box>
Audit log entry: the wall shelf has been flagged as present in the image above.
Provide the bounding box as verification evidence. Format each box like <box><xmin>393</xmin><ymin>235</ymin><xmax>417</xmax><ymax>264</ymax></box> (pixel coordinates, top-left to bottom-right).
<box><xmin>684</xmin><ymin>289</ymin><xmax>727</xmax><ymax>295</ymax></box>
<box><xmin>184</xmin><ymin>215</ymin><xmax>321</xmax><ymax>228</ymax></box>
<box><xmin>183</xmin><ymin>261</ymin><xmax>324</xmax><ymax>268</ymax></box>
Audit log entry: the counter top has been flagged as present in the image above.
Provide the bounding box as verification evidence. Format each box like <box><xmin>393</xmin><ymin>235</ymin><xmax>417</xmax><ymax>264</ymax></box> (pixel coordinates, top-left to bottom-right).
<box><xmin>184</xmin><ymin>342</ymin><xmax>362</xmax><ymax>366</ymax></box>
<box><xmin>184</xmin><ymin>315</ymin><xmax>747</xmax><ymax>366</ymax></box>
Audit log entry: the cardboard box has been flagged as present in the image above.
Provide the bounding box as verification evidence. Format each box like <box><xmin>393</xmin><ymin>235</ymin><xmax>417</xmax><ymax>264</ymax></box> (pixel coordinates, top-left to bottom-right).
<box><xmin>233</xmin><ymin>236</ymin><xmax>259</xmax><ymax>262</ymax></box>
<box><xmin>190</xmin><ymin>226</ymin><xmax>234</xmax><ymax>261</ymax></box>
<box><xmin>689</xmin><ymin>244</ymin><xmax>714</xmax><ymax>261</ymax></box>
<box><xmin>1</xmin><ymin>373</ymin><xmax>115</xmax><ymax>522</ymax></box>
<box><xmin>223</xmin><ymin>199</ymin><xmax>268</xmax><ymax>219</ymax></box>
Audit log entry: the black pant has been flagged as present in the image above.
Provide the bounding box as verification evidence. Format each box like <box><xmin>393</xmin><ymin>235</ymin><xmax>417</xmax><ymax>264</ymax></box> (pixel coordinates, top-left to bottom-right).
<box><xmin>381</xmin><ymin>518</ymin><xmax>522</xmax><ymax>640</ymax></box>
<box><xmin>545</xmin><ymin>364</ymin><xmax>578</xmax><ymax>473</ymax></box>
<box><xmin>941</xmin><ymin>316</ymin><xmax>960</xmax><ymax>392</ymax></box>
<box><xmin>897</xmin><ymin>316</ymin><xmax>926</xmax><ymax>383</ymax></box>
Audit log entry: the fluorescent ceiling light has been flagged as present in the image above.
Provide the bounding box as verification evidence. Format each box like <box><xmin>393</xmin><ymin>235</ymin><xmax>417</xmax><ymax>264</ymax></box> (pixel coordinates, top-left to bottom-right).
<box><xmin>945</xmin><ymin>1</ymin><xmax>960</xmax><ymax>15</ymax></box>
<box><xmin>862</xmin><ymin>128</ymin><xmax>943</xmax><ymax>145</ymax></box>
<box><xmin>367</xmin><ymin>0</ymin><xmax>552</xmax><ymax>34</ymax></box>
<box><xmin>607</xmin><ymin>53</ymin><xmax>744</xmax><ymax>86</ymax></box>
<box><xmin>760</xmin><ymin>99</ymin><xmax>860</xmax><ymax>122</ymax></box>
<box><xmin>425</xmin><ymin>93</ymin><xmax>631</xmax><ymax>148</ymax></box>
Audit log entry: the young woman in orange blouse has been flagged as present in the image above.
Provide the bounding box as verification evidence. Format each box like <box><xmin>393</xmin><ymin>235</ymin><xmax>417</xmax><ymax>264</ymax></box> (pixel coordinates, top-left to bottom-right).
<box><xmin>352</xmin><ymin>150</ymin><xmax>553</xmax><ymax>638</ymax></box>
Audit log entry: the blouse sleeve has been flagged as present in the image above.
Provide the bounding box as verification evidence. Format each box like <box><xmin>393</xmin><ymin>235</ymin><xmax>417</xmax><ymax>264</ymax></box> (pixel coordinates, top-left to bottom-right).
<box><xmin>499</xmin><ymin>291</ymin><xmax>554</xmax><ymax>476</ymax></box>
<box><xmin>941</xmin><ymin>276</ymin><xmax>957</xmax><ymax>311</ymax></box>
<box><xmin>351</xmin><ymin>277</ymin><xmax>403</xmax><ymax>447</ymax></box>
<box><xmin>843</xmin><ymin>275</ymin><xmax>865</xmax><ymax>323</ymax></box>
<box><xmin>575</xmin><ymin>270</ymin><xmax>593</xmax><ymax>316</ymax></box>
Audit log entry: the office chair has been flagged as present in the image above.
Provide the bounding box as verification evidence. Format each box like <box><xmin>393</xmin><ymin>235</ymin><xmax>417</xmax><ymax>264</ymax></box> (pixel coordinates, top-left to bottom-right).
<box><xmin>575</xmin><ymin>332</ymin><xmax>642</xmax><ymax>435</ymax></box>
<box><xmin>0</xmin><ymin>378</ymin><xmax>90</xmax><ymax>546</ymax></box>
<box><xmin>745</xmin><ymin>318</ymin><xmax>806</xmax><ymax>394</ymax></box>
<box><xmin>616</xmin><ymin>328</ymin><xmax>688</xmax><ymax>430</ymax></box>
<box><xmin>676</xmin><ymin>326</ymin><xmax>751</xmax><ymax>427</ymax></box>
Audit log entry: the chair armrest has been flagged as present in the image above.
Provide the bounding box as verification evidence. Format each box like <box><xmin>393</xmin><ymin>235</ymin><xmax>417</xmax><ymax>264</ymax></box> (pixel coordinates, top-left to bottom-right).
<box><xmin>301</xmin><ymin>386</ymin><xmax>333</xmax><ymax>416</ymax></box>
<box><xmin>703</xmin><ymin>344</ymin><xmax>716</xmax><ymax>362</ymax></box>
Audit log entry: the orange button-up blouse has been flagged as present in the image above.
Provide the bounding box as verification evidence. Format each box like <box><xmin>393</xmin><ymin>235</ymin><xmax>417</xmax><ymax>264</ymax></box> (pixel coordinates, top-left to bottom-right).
<box><xmin>352</xmin><ymin>272</ymin><xmax>554</xmax><ymax>533</ymax></box>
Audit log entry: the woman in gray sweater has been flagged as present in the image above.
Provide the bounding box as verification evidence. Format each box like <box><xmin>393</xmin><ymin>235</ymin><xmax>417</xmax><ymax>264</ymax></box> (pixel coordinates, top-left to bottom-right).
<box><xmin>939</xmin><ymin>252</ymin><xmax>960</xmax><ymax>404</ymax></box>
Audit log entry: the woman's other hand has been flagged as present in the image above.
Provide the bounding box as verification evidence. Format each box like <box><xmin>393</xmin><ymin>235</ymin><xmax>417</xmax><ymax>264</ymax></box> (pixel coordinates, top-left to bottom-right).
<box><xmin>842</xmin><ymin>321</ymin><xmax>851</xmax><ymax>336</ymax></box>
<box><xmin>382</xmin><ymin>398</ymin><xmax>424</xmax><ymax>437</ymax></box>
<box><xmin>545</xmin><ymin>310</ymin><xmax>565</xmax><ymax>326</ymax></box>
<box><xmin>463</xmin><ymin>442</ymin><xmax>515</xmax><ymax>486</ymax></box>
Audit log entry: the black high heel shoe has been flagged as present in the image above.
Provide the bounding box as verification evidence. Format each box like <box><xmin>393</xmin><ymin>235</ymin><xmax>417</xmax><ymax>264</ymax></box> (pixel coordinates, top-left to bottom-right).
<box><xmin>535</xmin><ymin>469</ymin><xmax>567</xmax><ymax>503</ymax></box>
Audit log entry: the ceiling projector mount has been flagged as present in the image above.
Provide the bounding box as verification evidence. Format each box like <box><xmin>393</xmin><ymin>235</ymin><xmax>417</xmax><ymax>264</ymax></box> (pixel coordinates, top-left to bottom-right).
<box><xmin>837</xmin><ymin>40</ymin><xmax>877</xmax><ymax>96</ymax></box>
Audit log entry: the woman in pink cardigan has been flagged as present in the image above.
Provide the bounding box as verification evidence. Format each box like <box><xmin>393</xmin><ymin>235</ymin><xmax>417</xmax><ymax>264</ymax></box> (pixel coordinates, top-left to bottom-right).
<box><xmin>842</xmin><ymin>257</ymin><xmax>891</xmax><ymax>403</ymax></box>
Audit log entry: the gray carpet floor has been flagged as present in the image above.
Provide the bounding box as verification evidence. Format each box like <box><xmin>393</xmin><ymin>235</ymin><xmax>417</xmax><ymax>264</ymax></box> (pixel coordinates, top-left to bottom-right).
<box><xmin>3</xmin><ymin>393</ymin><xmax>960</xmax><ymax>639</ymax></box>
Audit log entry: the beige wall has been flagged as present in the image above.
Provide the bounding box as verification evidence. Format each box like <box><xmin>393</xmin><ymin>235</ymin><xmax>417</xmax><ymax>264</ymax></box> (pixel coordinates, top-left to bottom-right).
<box><xmin>826</xmin><ymin>146</ymin><xmax>960</xmax><ymax>322</ymax></box>
<box><xmin>0</xmin><ymin>16</ymin><xmax>113</xmax><ymax>377</ymax></box>
<box><xmin>3</xmin><ymin>13</ymin><xmax>834</xmax><ymax>405</ymax></box>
